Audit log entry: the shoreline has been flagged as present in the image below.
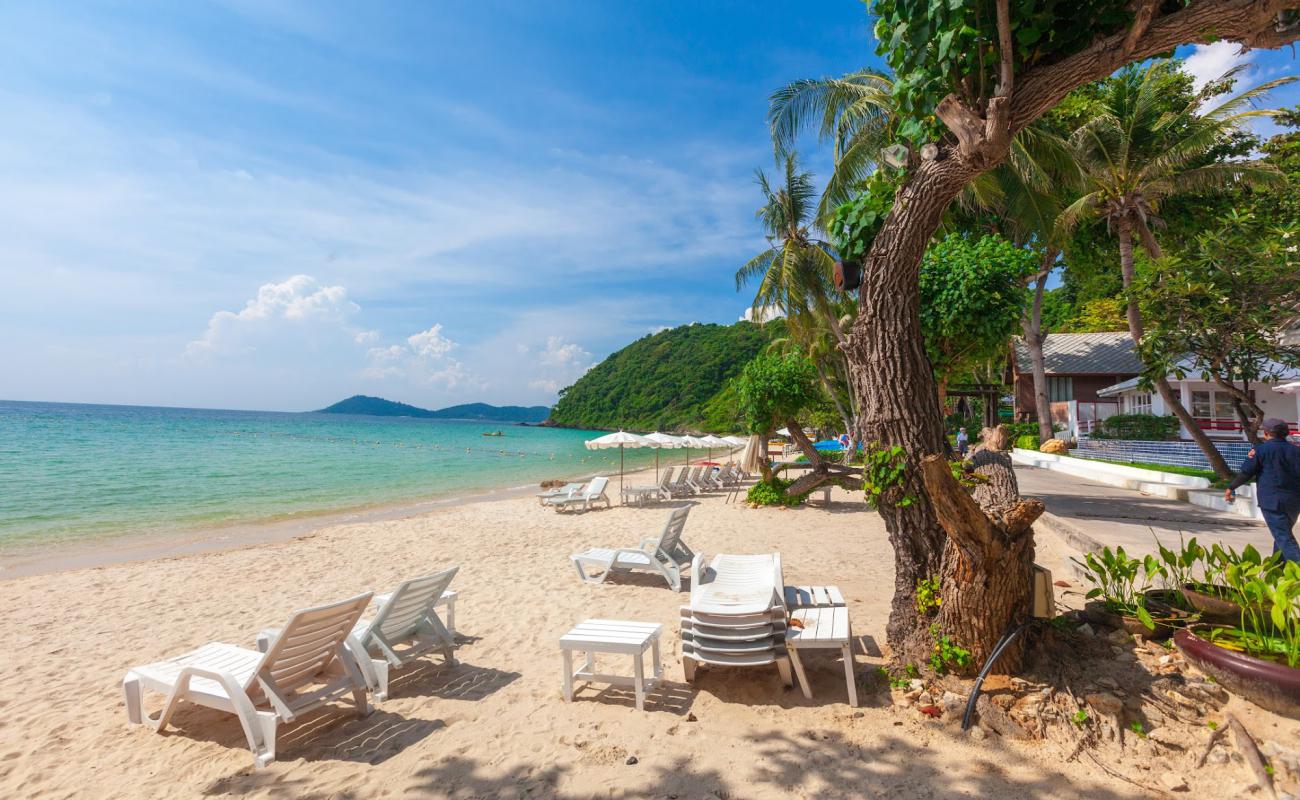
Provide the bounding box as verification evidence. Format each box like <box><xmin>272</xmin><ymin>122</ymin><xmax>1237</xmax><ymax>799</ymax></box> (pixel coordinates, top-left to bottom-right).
<box><xmin>0</xmin><ymin>462</ymin><xmax>668</xmax><ymax>580</ymax></box>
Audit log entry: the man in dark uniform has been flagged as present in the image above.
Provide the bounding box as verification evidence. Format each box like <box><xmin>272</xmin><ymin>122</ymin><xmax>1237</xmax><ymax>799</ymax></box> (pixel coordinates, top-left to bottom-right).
<box><xmin>1225</xmin><ymin>418</ymin><xmax>1300</xmax><ymax>563</ymax></box>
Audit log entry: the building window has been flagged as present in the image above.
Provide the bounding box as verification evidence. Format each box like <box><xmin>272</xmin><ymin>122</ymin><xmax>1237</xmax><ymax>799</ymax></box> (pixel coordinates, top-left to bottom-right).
<box><xmin>1191</xmin><ymin>390</ymin><xmax>1212</xmax><ymax>419</ymax></box>
<box><xmin>1128</xmin><ymin>393</ymin><xmax>1152</xmax><ymax>415</ymax></box>
<box><xmin>1048</xmin><ymin>376</ymin><xmax>1073</xmax><ymax>403</ymax></box>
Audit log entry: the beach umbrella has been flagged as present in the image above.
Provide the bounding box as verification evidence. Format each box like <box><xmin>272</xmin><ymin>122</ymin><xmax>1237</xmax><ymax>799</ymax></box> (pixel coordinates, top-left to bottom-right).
<box><xmin>721</xmin><ymin>435</ymin><xmax>747</xmax><ymax>463</ymax></box>
<box><xmin>700</xmin><ymin>434</ymin><xmax>729</xmax><ymax>463</ymax></box>
<box><xmin>679</xmin><ymin>434</ymin><xmax>708</xmax><ymax>467</ymax></box>
<box><xmin>584</xmin><ymin>430</ymin><xmax>655</xmax><ymax>495</ymax></box>
<box><xmin>643</xmin><ymin>432</ymin><xmax>682</xmax><ymax>480</ymax></box>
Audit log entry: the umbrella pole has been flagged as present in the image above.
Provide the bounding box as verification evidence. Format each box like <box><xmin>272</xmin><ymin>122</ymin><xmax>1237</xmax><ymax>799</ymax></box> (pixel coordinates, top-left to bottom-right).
<box><xmin>655</xmin><ymin>449</ymin><xmax>659</xmax><ymax>482</ymax></box>
<box><xmin>620</xmin><ymin>445</ymin><xmax>625</xmax><ymax>498</ymax></box>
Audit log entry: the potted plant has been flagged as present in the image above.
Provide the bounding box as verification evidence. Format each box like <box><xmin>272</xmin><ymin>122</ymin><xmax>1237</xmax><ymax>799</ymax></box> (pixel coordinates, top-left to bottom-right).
<box><xmin>1180</xmin><ymin>543</ymin><xmax>1277</xmax><ymax>624</ymax></box>
<box><xmin>1073</xmin><ymin>546</ymin><xmax>1175</xmax><ymax>640</ymax></box>
<box><xmin>1176</xmin><ymin>560</ymin><xmax>1300</xmax><ymax>719</ymax></box>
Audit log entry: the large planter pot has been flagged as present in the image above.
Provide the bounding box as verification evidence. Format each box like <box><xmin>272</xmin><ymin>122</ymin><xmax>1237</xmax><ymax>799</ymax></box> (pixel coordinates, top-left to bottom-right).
<box><xmin>1174</xmin><ymin>627</ymin><xmax>1300</xmax><ymax>720</ymax></box>
<box><xmin>1144</xmin><ymin>589</ymin><xmax>1195</xmax><ymax>624</ymax></box>
<box><xmin>1181</xmin><ymin>584</ymin><xmax>1242</xmax><ymax>624</ymax></box>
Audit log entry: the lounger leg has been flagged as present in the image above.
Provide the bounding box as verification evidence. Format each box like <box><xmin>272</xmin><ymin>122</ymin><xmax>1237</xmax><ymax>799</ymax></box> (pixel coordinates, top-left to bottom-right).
<box><xmin>561</xmin><ymin>648</ymin><xmax>575</xmax><ymax>702</ymax></box>
<box><xmin>633</xmin><ymin>650</ymin><xmax>646</xmax><ymax>711</ymax></box>
<box><xmin>788</xmin><ymin>648</ymin><xmax>813</xmax><ymax>699</ymax></box>
<box><xmin>683</xmin><ymin>655</ymin><xmax>697</xmax><ymax>683</ymax></box>
<box><xmin>122</xmin><ymin>673</ymin><xmax>143</xmax><ymax>725</ymax></box>
<box><xmin>252</xmin><ymin>712</ymin><xmax>278</xmax><ymax>768</ymax></box>
<box><xmin>776</xmin><ymin>655</ymin><xmax>793</xmax><ymax>688</ymax></box>
<box><xmin>444</xmin><ymin>596</ymin><xmax>456</xmax><ymax>638</ymax></box>
<box><xmin>652</xmin><ymin>637</ymin><xmax>662</xmax><ymax>681</ymax></box>
<box><xmin>370</xmin><ymin>659</ymin><xmax>390</xmax><ymax>702</ymax></box>
<box><xmin>572</xmin><ymin>558</ymin><xmax>609</xmax><ymax>585</ymax></box>
<box><xmin>841</xmin><ymin>643</ymin><xmax>858</xmax><ymax>707</ymax></box>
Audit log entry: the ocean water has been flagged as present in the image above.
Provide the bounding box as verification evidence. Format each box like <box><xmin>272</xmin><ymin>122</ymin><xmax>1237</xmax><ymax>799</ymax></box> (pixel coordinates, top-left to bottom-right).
<box><xmin>0</xmin><ymin>400</ymin><xmax>668</xmax><ymax>558</ymax></box>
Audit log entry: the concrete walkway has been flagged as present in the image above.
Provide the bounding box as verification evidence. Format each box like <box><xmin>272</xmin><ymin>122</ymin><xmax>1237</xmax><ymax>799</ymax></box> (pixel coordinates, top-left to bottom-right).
<box><xmin>1015</xmin><ymin>464</ymin><xmax>1271</xmax><ymax>563</ymax></box>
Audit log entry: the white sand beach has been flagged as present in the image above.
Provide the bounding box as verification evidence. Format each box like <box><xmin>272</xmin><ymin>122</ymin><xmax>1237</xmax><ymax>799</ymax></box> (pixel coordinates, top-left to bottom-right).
<box><xmin>0</xmin><ymin>470</ymin><xmax>1175</xmax><ymax>798</ymax></box>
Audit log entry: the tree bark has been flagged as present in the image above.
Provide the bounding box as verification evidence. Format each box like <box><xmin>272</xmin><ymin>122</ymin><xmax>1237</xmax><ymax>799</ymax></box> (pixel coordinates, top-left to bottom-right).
<box><xmin>844</xmin><ymin>153</ymin><xmax>984</xmax><ymax>664</ymax></box>
<box><xmin>1022</xmin><ymin>251</ymin><xmax>1056</xmax><ymax>443</ymax></box>
<box><xmin>923</xmin><ymin>448</ymin><xmax>1042</xmax><ymax>674</ymax></box>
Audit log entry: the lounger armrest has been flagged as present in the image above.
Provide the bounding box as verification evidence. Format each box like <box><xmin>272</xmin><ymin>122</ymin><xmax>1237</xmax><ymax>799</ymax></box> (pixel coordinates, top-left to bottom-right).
<box><xmin>637</xmin><ymin>537</ymin><xmax>659</xmax><ymax>551</ymax></box>
<box><xmin>171</xmin><ymin>665</ymin><xmax>262</xmax><ymax>720</ymax></box>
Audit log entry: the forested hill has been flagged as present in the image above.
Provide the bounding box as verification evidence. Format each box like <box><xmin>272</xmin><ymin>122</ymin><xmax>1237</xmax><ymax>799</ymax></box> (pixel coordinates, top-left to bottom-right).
<box><xmin>317</xmin><ymin>395</ymin><xmax>551</xmax><ymax>423</ymax></box>
<box><xmin>548</xmin><ymin>321</ymin><xmax>778</xmax><ymax>432</ymax></box>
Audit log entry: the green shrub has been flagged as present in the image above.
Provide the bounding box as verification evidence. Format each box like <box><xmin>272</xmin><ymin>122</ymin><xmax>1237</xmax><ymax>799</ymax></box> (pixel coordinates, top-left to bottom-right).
<box><xmin>1015</xmin><ymin>434</ymin><xmax>1039</xmax><ymax>451</ymax></box>
<box><xmin>1091</xmin><ymin>413</ymin><xmax>1180</xmax><ymax>441</ymax></box>
<box><xmin>746</xmin><ymin>477</ymin><xmax>807</xmax><ymax>507</ymax></box>
<box><xmin>1003</xmin><ymin>421</ymin><xmax>1040</xmax><ymax>440</ymax></box>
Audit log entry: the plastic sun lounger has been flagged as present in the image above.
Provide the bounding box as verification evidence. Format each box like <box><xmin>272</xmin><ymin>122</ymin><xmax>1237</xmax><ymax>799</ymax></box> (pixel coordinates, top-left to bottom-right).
<box><xmin>546</xmin><ymin>476</ymin><xmax>611</xmax><ymax>512</ymax></box>
<box><xmin>537</xmin><ymin>482</ymin><xmax>584</xmax><ymax>506</ymax></box>
<box><xmin>571</xmin><ymin>507</ymin><xmax>694</xmax><ymax>591</ymax></box>
<box><xmin>123</xmin><ymin>593</ymin><xmax>379</xmax><ymax>768</ymax></box>
<box><xmin>255</xmin><ymin>567</ymin><xmax>460</xmax><ymax>701</ymax></box>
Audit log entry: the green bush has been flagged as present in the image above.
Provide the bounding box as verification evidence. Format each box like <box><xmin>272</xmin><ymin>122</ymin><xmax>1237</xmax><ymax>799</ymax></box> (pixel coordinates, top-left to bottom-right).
<box><xmin>746</xmin><ymin>477</ymin><xmax>808</xmax><ymax>507</ymax></box>
<box><xmin>1015</xmin><ymin>434</ymin><xmax>1040</xmax><ymax>451</ymax></box>
<box><xmin>1091</xmin><ymin>413</ymin><xmax>1180</xmax><ymax>441</ymax></box>
<box><xmin>1003</xmin><ymin>421</ymin><xmax>1040</xmax><ymax>440</ymax></box>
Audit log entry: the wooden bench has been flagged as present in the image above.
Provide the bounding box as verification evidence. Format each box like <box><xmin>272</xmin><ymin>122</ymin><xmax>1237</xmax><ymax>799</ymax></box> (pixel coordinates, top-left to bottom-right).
<box><xmin>783</xmin><ymin>586</ymin><xmax>857</xmax><ymax>706</ymax></box>
<box><xmin>560</xmin><ymin>619</ymin><xmax>663</xmax><ymax>711</ymax></box>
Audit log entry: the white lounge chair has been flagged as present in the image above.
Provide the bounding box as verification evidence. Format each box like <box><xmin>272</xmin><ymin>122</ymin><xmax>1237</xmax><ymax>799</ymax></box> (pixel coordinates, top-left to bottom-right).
<box><xmin>667</xmin><ymin>468</ymin><xmax>693</xmax><ymax>497</ymax></box>
<box><xmin>255</xmin><ymin>568</ymin><xmax>460</xmax><ymax>701</ymax></box>
<box><xmin>123</xmin><ymin>593</ymin><xmax>379</xmax><ymax>768</ymax></box>
<box><xmin>622</xmin><ymin>467</ymin><xmax>675</xmax><ymax>505</ymax></box>
<box><xmin>546</xmin><ymin>476</ymin><xmax>610</xmax><ymax>512</ymax></box>
<box><xmin>537</xmin><ymin>482</ymin><xmax>584</xmax><ymax>506</ymax></box>
<box><xmin>571</xmin><ymin>506</ymin><xmax>694</xmax><ymax>590</ymax></box>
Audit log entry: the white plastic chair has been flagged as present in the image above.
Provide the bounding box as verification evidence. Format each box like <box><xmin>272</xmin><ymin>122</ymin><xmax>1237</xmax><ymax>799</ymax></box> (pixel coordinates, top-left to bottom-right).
<box><xmin>122</xmin><ymin>593</ymin><xmax>378</xmax><ymax>768</ymax></box>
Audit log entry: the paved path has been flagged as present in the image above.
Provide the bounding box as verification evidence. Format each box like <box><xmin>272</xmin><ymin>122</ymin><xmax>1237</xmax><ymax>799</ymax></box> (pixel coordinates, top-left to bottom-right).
<box><xmin>1015</xmin><ymin>463</ymin><xmax>1271</xmax><ymax>561</ymax></box>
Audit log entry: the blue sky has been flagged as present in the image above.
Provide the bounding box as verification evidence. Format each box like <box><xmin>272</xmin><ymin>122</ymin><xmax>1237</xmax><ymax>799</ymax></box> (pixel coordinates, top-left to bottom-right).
<box><xmin>0</xmin><ymin>2</ymin><xmax>1296</xmax><ymax>412</ymax></box>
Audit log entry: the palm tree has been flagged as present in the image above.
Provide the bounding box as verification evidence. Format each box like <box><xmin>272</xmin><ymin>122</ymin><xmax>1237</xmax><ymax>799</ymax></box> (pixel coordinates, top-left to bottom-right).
<box><xmin>1059</xmin><ymin>61</ymin><xmax>1295</xmax><ymax>476</ymax></box>
<box><xmin>768</xmin><ymin>69</ymin><xmax>897</xmax><ymax>226</ymax></box>
<box><xmin>735</xmin><ymin>154</ymin><xmax>843</xmax><ymax>342</ymax></box>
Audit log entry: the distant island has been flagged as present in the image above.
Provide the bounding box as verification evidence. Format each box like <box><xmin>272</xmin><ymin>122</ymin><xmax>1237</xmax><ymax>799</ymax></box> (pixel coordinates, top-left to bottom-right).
<box><xmin>316</xmin><ymin>395</ymin><xmax>552</xmax><ymax>423</ymax></box>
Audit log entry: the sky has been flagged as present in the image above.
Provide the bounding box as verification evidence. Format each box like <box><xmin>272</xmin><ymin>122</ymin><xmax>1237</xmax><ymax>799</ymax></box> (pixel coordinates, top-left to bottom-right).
<box><xmin>0</xmin><ymin>3</ymin><xmax>1296</xmax><ymax>412</ymax></box>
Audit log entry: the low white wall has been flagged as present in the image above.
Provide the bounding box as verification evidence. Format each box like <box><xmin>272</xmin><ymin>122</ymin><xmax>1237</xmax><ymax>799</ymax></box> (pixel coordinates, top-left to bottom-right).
<box><xmin>1011</xmin><ymin>448</ymin><xmax>1262</xmax><ymax>520</ymax></box>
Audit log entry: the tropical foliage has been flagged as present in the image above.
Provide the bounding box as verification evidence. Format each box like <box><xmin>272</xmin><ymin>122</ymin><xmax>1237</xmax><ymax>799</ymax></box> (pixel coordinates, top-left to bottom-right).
<box><xmin>548</xmin><ymin>322</ymin><xmax>778</xmax><ymax>432</ymax></box>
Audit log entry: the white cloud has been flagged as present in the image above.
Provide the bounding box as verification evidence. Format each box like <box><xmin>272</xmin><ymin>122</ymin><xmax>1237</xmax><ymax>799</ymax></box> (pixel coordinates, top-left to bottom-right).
<box><xmin>740</xmin><ymin>306</ymin><xmax>784</xmax><ymax>324</ymax></box>
<box><xmin>362</xmin><ymin>324</ymin><xmax>479</xmax><ymax>389</ymax></box>
<box><xmin>353</xmin><ymin>329</ymin><xmax>379</xmax><ymax>344</ymax></box>
<box><xmin>1184</xmin><ymin>42</ymin><xmax>1255</xmax><ymax>95</ymax></box>
<box><xmin>536</xmin><ymin>336</ymin><xmax>592</xmax><ymax>369</ymax></box>
<box><xmin>185</xmin><ymin>274</ymin><xmax>358</xmax><ymax>357</ymax></box>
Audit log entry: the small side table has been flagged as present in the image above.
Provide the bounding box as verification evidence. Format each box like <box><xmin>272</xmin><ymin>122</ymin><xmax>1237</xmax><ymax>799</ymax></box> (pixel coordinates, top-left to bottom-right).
<box><xmin>560</xmin><ymin>619</ymin><xmax>663</xmax><ymax>711</ymax></box>
<box><xmin>785</xmin><ymin>605</ymin><xmax>858</xmax><ymax>707</ymax></box>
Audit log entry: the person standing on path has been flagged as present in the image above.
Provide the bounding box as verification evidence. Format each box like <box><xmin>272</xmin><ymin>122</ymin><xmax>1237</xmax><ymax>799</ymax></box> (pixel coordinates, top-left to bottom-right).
<box><xmin>956</xmin><ymin>427</ymin><xmax>969</xmax><ymax>458</ymax></box>
<box><xmin>1225</xmin><ymin>418</ymin><xmax>1300</xmax><ymax>563</ymax></box>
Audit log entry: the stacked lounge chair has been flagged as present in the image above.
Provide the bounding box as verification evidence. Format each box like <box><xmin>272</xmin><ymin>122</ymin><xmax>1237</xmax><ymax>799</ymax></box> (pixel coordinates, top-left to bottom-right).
<box><xmin>680</xmin><ymin>552</ymin><xmax>792</xmax><ymax>687</ymax></box>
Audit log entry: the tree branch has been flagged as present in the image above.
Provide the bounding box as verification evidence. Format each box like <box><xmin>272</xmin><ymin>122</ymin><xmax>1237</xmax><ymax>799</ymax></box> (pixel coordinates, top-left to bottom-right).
<box><xmin>1122</xmin><ymin>0</ymin><xmax>1161</xmax><ymax>58</ymax></box>
<box><xmin>919</xmin><ymin>454</ymin><xmax>997</xmax><ymax>565</ymax></box>
<box><xmin>1010</xmin><ymin>0</ymin><xmax>1300</xmax><ymax>133</ymax></box>
<box><xmin>995</xmin><ymin>0</ymin><xmax>1014</xmax><ymax>98</ymax></box>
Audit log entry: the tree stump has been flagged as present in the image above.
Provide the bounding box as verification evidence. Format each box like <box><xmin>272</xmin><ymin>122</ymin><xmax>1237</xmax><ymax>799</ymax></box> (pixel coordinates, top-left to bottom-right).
<box><xmin>920</xmin><ymin>442</ymin><xmax>1042</xmax><ymax>675</ymax></box>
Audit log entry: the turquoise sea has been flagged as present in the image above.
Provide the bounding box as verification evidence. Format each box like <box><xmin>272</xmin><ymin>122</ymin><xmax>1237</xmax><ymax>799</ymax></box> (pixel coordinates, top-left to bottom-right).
<box><xmin>0</xmin><ymin>400</ymin><xmax>666</xmax><ymax>559</ymax></box>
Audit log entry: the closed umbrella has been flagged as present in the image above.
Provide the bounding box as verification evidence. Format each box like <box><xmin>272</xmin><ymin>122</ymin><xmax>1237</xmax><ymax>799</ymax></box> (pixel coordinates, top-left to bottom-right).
<box><xmin>643</xmin><ymin>432</ymin><xmax>682</xmax><ymax>480</ymax></box>
<box><xmin>584</xmin><ymin>431</ymin><xmax>655</xmax><ymax>496</ymax></box>
<box><xmin>740</xmin><ymin>434</ymin><xmax>766</xmax><ymax>475</ymax></box>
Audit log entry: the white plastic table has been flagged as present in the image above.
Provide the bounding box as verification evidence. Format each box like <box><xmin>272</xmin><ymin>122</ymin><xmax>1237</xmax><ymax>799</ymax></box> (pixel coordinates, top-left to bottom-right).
<box><xmin>560</xmin><ymin>619</ymin><xmax>663</xmax><ymax>711</ymax></box>
<box><xmin>785</xmin><ymin>599</ymin><xmax>857</xmax><ymax>707</ymax></box>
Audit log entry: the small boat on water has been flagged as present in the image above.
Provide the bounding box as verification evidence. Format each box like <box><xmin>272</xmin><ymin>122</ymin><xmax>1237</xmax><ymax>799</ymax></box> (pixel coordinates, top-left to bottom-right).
<box><xmin>482</xmin><ymin>431</ymin><xmax>504</xmax><ymax>437</ymax></box>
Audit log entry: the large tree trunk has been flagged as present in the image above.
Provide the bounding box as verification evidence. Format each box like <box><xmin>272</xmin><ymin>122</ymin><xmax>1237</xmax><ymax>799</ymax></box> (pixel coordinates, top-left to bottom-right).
<box><xmin>1022</xmin><ymin>251</ymin><xmax>1056</xmax><ymax>443</ymax></box>
<box><xmin>844</xmin><ymin>155</ymin><xmax>984</xmax><ymax>664</ymax></box>
<box><xmin>1122</xmin><ymin>215</ymin><xmax>1234</xmax><ymax>478</ymax></box>
<box><xmin>923</xmin><ymin>447</ymin><xmax>1042</xmax><ymax>674</ymax></box>
<box><xmin>837</xmin><ymin>0</ymin><xmax>1298</xmax><ymax>666</ymax></box>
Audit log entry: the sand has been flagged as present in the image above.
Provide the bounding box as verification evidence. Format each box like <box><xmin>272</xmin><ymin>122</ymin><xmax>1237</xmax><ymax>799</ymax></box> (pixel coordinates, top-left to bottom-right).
<box><xmin>0</xmin><ymin>468</ymin><xmax>1139</xmax><ymax>799</ymax></box>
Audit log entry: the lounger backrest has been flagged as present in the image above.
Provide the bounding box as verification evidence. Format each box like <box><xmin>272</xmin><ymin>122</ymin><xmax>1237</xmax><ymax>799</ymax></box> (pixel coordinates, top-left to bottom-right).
<box><xmin>585</xmin><ymin>476</ymin><xmax>609</xmax><ymax>498</ymax></box>
<box><xmin>255</xmin><ymin>592</ymin><xmax>373</xmax><ymax>698</ymax></box>
<box><xmin>370</xmin><ymin>567</ymin><xmax>459</xmax><ymax>643</ymax></box>
<box><xmin>655</xmin><ymin>507</ymin><xmax>692</xmax><ymax>563</ymax></box>
<box><xmin>660</xmin><ymin>467</ymin><xmax>675</xmax><ymax>487</ymax></box>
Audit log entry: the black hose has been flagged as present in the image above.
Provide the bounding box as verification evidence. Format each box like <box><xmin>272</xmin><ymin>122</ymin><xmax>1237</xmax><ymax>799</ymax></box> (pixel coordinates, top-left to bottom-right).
<box><xmin>961</xmin><ymin>621</ymin><xmax>1032</xmax><ymax>731</ymax></box>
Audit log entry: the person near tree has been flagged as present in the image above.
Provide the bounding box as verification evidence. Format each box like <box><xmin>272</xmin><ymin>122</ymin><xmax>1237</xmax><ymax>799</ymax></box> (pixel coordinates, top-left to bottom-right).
<box><xmin>1225</xmin><ymin>419</ymin><xmax>1300</xmax><ymax>563</ymax></box>
<box><xmin>955</xmin><ymin>427</ymin><xmax>969</xmax><ymax>458</ymax></box>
